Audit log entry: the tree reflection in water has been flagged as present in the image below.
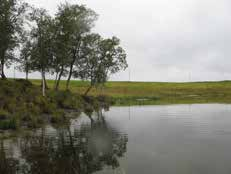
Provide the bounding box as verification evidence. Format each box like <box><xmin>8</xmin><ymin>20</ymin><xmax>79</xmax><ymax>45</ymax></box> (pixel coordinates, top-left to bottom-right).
<box><xmin>0</xmin><ymin>109</ymin><xmax>128</xmax><ymax>174</ymax></box>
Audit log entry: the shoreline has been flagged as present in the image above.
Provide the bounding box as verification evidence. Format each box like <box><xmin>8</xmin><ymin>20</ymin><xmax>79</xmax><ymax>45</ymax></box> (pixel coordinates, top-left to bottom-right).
<box><xmin>1</xmin><ymin>79</ymin><xmax>231</xmax><ymax>131</ymax></box>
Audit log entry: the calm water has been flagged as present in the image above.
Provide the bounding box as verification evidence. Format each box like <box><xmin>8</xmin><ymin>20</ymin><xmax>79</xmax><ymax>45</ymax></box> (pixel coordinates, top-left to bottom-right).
<box><xmin>2</xmin><ymin>104</ymin><xmax>231</xmax><ymax>174</ymax></box>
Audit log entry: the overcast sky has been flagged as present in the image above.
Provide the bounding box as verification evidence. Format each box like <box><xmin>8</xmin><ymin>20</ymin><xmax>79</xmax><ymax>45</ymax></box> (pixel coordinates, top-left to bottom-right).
<box><xmin>6</xmin><ymin>0</ymin><xmax>231</xmax><ymax>82</ymax></box>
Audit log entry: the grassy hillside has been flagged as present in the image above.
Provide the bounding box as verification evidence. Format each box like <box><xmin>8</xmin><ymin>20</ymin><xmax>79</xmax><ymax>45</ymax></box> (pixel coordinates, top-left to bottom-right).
<box><xmin>31</xmin><ymin>79</ymin><xmax>231</xmax><ymax>105</ymax></box>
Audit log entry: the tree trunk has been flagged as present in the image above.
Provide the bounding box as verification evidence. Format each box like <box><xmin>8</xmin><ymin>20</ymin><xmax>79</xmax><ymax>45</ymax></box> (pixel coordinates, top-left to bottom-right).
<box><xmin>55</xmin><ymin>65</ymin><xmax>64</xmax><ymax>90</ymax></box>
<box><xmin>42</xmin><ymin>71</ymin><xmax>46</xmax><ymax>97</ymax></box>
<box><xmin>26</xmin><ymin>71</ymin><xmax>28</xmax><ymax>80</ymax></box>
<box><xmin>54</xmin><ymin>71</ymin><xmax>58</xmax><ymax>89</ymax></box>
<box><xmin>66</xmin><ymin>62</ymin><xmax>74</xmax><ymax>90</ymax></box>
<box><xmin>40</xmin><ymin>74</ymin><xmax>48</xmax><ymax>89</ymax></box>
<box><xmin>44</xmin><ymin>75</ymin><xmax>48</xmax><ymax>89</ymax></box>
<box><xmin>84</xmin><ymin>85</ymin><xmax>93</xmax><ymax>96</ymax></box>
<box><xmin>0</xmin><ymin>61</ymin><xmax>6</xmax><ymax>79</ymax></box>
<box><xmin>66</xmin><ymin>47</ymin><xmax>78</xmax><ymax>90</ymax></box>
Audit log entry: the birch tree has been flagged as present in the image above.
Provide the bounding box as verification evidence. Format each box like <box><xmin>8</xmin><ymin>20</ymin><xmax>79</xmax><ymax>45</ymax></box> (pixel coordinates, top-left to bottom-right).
<box><xmin>78</xmin><ymin>34</ymin><xmax>128</xmax><ymax>95</ymax></box>
<box><xmin>29</xmin><ymin>8</ymin><xmax>54</xmax><ymax>96</ymax></box>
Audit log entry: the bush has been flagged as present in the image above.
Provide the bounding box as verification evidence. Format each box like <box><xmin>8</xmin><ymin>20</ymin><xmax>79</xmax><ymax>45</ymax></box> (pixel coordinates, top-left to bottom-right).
<box><xmin>15</xmin><ymin>79</ymin><xmax>33</xmax><ymax>87</ymax></box>
<box><xmin>4</xmin><ymin>99</ymin><xmax>17</xmax><ymax>113</ymax></box>
<box><xmin>0</xmin><ymin>109</ymin><xmax>10</xmax><ymax>120</ymax></box>
<box><xmin>50</xmin><ymin>110</ymin><xmax>65</xmax><ymax>123</ymax></box>
<box><xmin>0</xmin><ymin>117</ymin><xmax>19</xmax><ymax>130</ymax></box>
<box><xmin>34</xmin><ymin>96</ymin><xmax>56</xmax><ymax>113</ymax></box>
<box><xmin>49</xmin><ymin>90</ymin><xmax>83</xmax><ymax>110</ymax></box>
<box><xmin>83</xmin><ymin>103</ymin><xmax>94</xmax><ymax>117</ymax></box>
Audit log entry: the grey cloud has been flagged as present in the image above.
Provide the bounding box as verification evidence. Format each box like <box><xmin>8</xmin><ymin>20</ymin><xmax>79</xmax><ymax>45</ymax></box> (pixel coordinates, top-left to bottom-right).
<box><xmin>6</xmin><ymin>0</ymin><xmax>231</xmax><ymax>81</ymax></box>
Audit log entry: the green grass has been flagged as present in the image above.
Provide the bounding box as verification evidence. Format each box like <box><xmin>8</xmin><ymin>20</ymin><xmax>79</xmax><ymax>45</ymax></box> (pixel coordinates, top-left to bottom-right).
<box><xmin>0</xmin><ymin>79</ymin><xmax>111</xmax><ymax>130</ymax></box>
<box><xmin>30</xmin><ymin>79</ymin><xmax>231</xmax><ymax>105</ymax></box>
<box><xmin>1</xmin><ymin>79</ymin><xmax>230</xmax><ymax>130</ymax></box>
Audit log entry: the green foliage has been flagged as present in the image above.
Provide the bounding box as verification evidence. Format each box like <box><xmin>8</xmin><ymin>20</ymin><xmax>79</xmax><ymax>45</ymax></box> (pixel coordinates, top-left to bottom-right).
<box><xmin>34</xmin><ymin>95</ymin><xmax>54</xmax><ymax>113</ymax></box>
<box><xmin>52</xmin><ymin>3</ymin><xmax>98</xmax><ymax>90</ymax></box>
<box><xmin>83</xmin><ymin>95</ymin><xmax>100</xmax><ymax>111</ymax></box>
<box><xmin>0</xmin><ymin>110</ymin><xmax>10</xmax><ymax>120</ymax></box>
<box><xmin>17</xmin><ymin>39</ymin><xmax>33</xmax><ymax>79</ymax></box>
<box><xmin>12</xmin><ymin>2</ymin><xmax>127</xmax><ymax>95</ymax></box>
<box><xmin>78</xmin><ymin>34</ymin><xmax>128</xmax><ymax>95</ymax></box>
<box><xmin>0</xmin><ymin>0</ymin><xmax>28</xmax><ymax>79</ymax></box>
<box><xmin>0</xmin><ymin>117</ymin><xmax>19</xmax><ymax>130</ymax></box>
<box><xmin>50</xmin><ymin>110</ymin><xmax>65</xmax><ymax>123</ymax></box>
<box><xmin>49</xmin><ymin>90</ymin><xmax>84</xmax><ymax>110</ymax></box>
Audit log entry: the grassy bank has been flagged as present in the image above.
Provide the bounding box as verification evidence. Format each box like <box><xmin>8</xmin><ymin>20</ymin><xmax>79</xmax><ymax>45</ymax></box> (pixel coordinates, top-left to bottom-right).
<box><xmin>0</xmin><ymin>79</ymin><xmax>110</xmax><ymax>130</ymax></box>
<box><xmin>31</xmin><ymin>79</ymin><xmax>231</xmax><ymax>105</ymax></box>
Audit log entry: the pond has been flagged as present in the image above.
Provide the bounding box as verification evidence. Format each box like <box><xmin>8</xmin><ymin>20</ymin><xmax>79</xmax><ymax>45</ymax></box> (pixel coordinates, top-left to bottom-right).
<box><xmin>1</xmin><ymin>104</ymin><xmax>231</xmax><ymax>174</ymax></box>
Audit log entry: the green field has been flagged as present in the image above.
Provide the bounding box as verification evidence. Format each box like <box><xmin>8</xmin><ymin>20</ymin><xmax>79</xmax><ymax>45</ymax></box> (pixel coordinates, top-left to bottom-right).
<box><xmin>31</xmin><ymin>79</ymin><xmax>231</xmax><ymax>105</ymax></box>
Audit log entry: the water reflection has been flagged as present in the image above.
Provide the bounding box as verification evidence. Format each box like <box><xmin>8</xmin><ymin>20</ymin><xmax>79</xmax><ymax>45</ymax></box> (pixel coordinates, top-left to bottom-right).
<box><xmin>0</xmin><ymin>110</ymin><xmax>128</xmax><ymax>174</ymax></box>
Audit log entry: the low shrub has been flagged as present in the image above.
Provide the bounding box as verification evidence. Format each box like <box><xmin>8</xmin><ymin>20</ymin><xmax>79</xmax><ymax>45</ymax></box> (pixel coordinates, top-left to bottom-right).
<box><xmin>0</xmin><ymin>117</ymin><xmax>19</xmax><ymax>130</ymax></box>
<box><xmin>0</xmin><ymin>109</ymin><xmax>10</xmax><ymax>120</ymax></box>
<box><xmin>50</xmin><ymin>110</ymin><xmax>65</xmax><ymax>123</ymax></box>
<box><xmin>49</xmin><ymin>90</ymin><xmax>84</xmax><ymax>110</ymax></box>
